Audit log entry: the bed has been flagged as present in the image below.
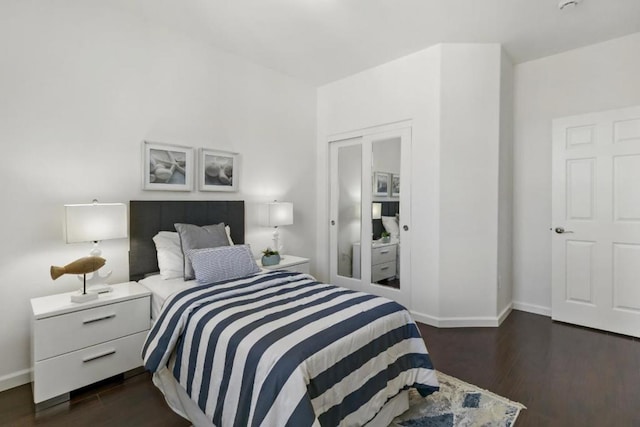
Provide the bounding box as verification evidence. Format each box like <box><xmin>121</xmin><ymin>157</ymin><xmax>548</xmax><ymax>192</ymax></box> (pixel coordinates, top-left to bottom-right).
<box><xmin>130</xmin><ymin>200</ymin><xmax>439</xmax><ymax>427</ymax></box>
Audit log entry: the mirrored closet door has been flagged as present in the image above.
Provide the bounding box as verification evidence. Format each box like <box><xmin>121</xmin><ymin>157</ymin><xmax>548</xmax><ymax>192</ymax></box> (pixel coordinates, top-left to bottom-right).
<box><xmin>329</xmin><ymin>126</ymin><xmax>411</xmax><ymax>307</ymax></box>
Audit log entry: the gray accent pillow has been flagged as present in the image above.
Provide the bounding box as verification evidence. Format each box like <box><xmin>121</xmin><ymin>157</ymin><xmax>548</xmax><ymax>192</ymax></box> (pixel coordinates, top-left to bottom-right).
<box><xmin>174</xmin><ymin>223</ymin><xmax>230</xmax><ymax>280</ymax></box>
<box><xmin>188</xmin><ymin>245</ymin><xmax>260</xmax><ymax>284</ymax></box>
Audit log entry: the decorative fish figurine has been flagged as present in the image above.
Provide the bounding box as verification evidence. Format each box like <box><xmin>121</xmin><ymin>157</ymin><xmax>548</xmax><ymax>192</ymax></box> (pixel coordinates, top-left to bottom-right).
<box><xmin>50</xmin><ymin>256</ymin><xmax>106</xmax><ymax>280</ymax></box>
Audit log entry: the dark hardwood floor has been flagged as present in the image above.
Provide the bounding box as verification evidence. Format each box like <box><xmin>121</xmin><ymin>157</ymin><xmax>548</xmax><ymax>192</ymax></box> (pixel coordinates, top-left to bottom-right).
<box><xmin>418</xmin><ymin>310</ymin><xmax>640</xmax><ymax>426</ymax></box>
<box><xmin>0</xmin><ymin>371</ymin><xmax>189</xmax><ymax>427</ymax></box>
<box><xmin>1</xmin><ymin>310</ymin><xmax>638</xmax><ymax>426</ymax></box>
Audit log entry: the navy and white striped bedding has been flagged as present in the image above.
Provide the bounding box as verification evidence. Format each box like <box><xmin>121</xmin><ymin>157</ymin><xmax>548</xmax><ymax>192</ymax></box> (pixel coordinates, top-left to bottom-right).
<box><xmin>142</xmin><ymin>270</ymin><xmax>439</xmax><ymax>427</ymax></box>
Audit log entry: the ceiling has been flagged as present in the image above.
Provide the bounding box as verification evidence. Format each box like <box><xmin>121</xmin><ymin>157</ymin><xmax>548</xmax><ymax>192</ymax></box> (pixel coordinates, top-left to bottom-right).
<box><xmin>110</xmin><ymin>0</ymin><xmax>640</xmax><ymax>85</ymax></box>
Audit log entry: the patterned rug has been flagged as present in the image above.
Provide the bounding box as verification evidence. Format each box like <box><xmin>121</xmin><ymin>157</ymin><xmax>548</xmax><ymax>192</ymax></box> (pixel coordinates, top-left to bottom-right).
<box><xmin>390</xmin><ymin>372</ymin><xmax>526</xmax><ymax>427</ymax></box>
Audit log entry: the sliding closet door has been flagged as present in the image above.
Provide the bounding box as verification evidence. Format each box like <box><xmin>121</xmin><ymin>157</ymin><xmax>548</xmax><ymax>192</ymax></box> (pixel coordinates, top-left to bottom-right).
<box><xmin>329</xmin><ymin>138</ymin><xmax>365</xmax><ymax>291</ymax></box>
<box><xmin>365</xmin><ymin>128</ymin><xmax>411</xmax><ymax>307</ymax></box>
<box><xmin>329</xmin><ymin>126</ymin><xmax>411</xmax><ymax>307</ymax></box>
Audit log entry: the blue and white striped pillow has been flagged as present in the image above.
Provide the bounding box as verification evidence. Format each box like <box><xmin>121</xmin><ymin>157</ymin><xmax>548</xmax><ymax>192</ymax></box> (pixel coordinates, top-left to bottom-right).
<box><xmin>187</xmin><ymin>244</ymin><xmax>260</xmax><ymax>284</ymax></box>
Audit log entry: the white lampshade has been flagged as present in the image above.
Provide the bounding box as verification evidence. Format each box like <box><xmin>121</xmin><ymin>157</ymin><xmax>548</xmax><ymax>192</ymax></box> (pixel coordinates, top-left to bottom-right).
<box><xmin>261</xmin><ymin>202</ymin><xmax>293</xmax><ymax>227</ymax></box>
<box><xmin>64</xmin><ymin>202</ymin><xmax>127</xmax><ymax>243</ymax></box>
<box><xmin>372</xmin><ymin>202</ymin><xmax>382</xmax><ymax>220</ymax></box>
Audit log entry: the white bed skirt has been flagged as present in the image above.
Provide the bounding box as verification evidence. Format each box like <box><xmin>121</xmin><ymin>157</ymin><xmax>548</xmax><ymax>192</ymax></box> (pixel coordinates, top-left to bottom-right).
<box><xmin>153</xmin><ymin>366</ymin><xmax>410</xmax><ymax>427</ymax></box>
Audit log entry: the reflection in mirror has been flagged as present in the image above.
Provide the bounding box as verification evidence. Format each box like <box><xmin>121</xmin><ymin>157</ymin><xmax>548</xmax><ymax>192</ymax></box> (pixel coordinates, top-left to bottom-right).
<box><xmin>337</xmin><ymin>144</ymin><xmax>361</xmax><ymax>278</ymax></box>
<box><xmin>371</xmin><ymin>137</ymin><xmax>401</xmax><ymax>288</ymax></box>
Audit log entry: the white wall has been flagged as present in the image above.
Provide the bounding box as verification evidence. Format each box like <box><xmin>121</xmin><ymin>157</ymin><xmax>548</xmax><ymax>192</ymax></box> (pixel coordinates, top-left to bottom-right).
<box><xmin>513</xmin><ymin>32</ymin><xmax>640</xmax><ymax>314</ymax></box>
<box><xmin>317</xmin><ymin>46</ymin><xmax>443</xmax><ymax>320</ymax></box>
<box><xmin>318</xmin><ymin>43</ymin><xmax>508</xmax><ymax>325</ymax></box>
<box><xmin>438</xmin><ymin>44</ymin><xmax>502</xmax><ymax>319</ymax></box>
<box><xmin>372</xmin><ymin>138</ymin><xmax>401</xmax><ymax>176</ymax></box>
<box><xmin>498</xmin><ymin>51</ymin><xmax>514</xmax><ymax>316</ymax></box>
<box><xmin>0</xmin><ymin>1</ymin><xmax>316</xmax><ymax>389</ymax></box>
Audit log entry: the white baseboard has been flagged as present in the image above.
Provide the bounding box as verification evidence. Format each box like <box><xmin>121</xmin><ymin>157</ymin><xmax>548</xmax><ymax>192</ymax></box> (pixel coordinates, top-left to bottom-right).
<box><xmin>0</xmin><ymin>368</ymin><xmax>31</xmax><ymax>393</ymax></box>
<box><xmin>410</xmin><ymin>311</ymin><xmax>440</xmax><ymax>327</ymax></box>
<box><xmin>512</xmin><ymin>301</ymin><xmax>551</xmax><ymax>317</ymax></box>
<box><xmin>497</xmin><ymin>303</ymin><xmax>513</xmax><ymax>325</ymax></box>
<box><xmin>411</xmin><ymin>303</ymin><xmax>513</xmax><ymax>328</ymax></box>
<box><xmin>411</xmin><ymin>310</ymin><xmax>502</xmax><ymax>328</ymax></box>
<box><xmin>438</xmin><ymin>317</ymin><xmax>501</xmax><ymax>327</ymax></box>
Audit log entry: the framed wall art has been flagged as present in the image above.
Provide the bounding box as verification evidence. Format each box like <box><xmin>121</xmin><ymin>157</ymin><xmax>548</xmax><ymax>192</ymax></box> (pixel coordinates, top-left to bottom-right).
<box><xmin>199</xmin><ymin>148</ymin><xmax>239</xmax><ymax>192</ymax></box>
<box><xmin>143</xmin><ymin>141</ymin><xmax>194</xmax><ymax>191</ymax></box>
<box><xmin>391</xmin><ymin>173</ymin><xmax>400</xmax><ymax>197</ymax></box>
<box><xmin>373</xmin><ymin>171</ymin><xmax>390</xmax><ymax>197</ymax></box>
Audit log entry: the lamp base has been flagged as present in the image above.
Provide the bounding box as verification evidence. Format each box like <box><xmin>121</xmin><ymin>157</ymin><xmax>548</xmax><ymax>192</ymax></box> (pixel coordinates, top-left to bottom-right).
<box><xmin>85</xmin><ymin>284</ymin><xmax>112</xmax><ymax>294</ymax></box>
<box><xmin>272</xmin><ymin>228</ymin><xmax>284</xmax><ymax>254</ymax></box>
<box><xmin>70</xmin><ymin>292</ymin><xmax>99</xmax><ymax>303</ymax></box>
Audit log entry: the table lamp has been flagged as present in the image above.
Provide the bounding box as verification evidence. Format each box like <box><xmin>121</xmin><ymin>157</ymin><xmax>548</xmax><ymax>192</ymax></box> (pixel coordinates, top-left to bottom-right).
<box><xmin>64</xmin><ymin>200</ymin><xmax>127</xmax><ymax>294</ymax></box>
<box><xmin>372</xmin><ymin>202</ymin><xmax>382</xmax><ymax>220</ymax></box>
<box><xmin>260</xmin><ymin>201</ymin><xmax>293</xmax><ymax>255</ymax></box>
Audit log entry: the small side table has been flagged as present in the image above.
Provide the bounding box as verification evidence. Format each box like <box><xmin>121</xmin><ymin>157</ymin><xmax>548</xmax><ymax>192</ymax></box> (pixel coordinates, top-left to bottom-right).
<box><xmin>30</xmin><ymin>282</ymin><xmax>151</xmax><ymax>407</ymax></box>
<box><xmin>260</xmin><ymin>255</ymin><xmax>310</xmax><ymax>274</ymax></box>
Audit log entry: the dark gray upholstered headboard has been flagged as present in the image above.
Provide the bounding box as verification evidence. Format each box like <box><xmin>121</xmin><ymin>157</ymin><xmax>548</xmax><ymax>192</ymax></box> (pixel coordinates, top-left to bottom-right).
<box><xmin>372</xmin><ymin>201</ymin><xmax>400</xmax><ymax>239</ymax></box>
<box><xmin>129</xmin><ymin>200</ymin><xmax>245</xmax><ymax>281</ymax></box>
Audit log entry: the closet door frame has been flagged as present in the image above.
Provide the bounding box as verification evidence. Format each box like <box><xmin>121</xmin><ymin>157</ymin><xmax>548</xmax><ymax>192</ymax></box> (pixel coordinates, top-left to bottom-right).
<box><xmin>328</xmin><ymin>121</ymin><xmax>412</xmax><ymax>307</ymax></box>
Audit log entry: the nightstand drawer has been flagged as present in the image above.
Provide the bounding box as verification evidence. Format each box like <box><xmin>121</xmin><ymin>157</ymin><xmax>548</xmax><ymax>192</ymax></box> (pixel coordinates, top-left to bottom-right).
<box><xmin>372</xmin><ymin>245</ymin><xmax>397</xmax><ymax>265</ymax></box>
<box><xmin>34</xmin><ymin>296</ymin><xmax>150</xmax><ymax>361</ymax></box>
<box><xmin>372</xmin><ymin>261</ymin><xmax>396</xmax><ymax>282</ymax></box>
<box><xmin>33</xmin><ymin>331</ymin><xmax>146</xmax><ymax>403</ymax></box>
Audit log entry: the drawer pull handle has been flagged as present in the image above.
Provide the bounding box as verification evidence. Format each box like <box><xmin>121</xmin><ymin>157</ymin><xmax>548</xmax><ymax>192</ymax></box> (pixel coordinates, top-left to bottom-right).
<box><xmin>380</xmin><ymin>266</ymin><xmax>389</xmax><ymax>271</ymax></box>
<box><xmin>82</xmin><ymin>349</ymin><xmax>116</xmax><ymax>363</ymax></box>
<box><xmin>379</xmin><ymin>250</ymin><xmax>389</xmax><ymax>254</ymax></box>
<box><xmin>83</xmin><ymin>314</ymin><xmax>116</xmax><ymax>324</ymax></box>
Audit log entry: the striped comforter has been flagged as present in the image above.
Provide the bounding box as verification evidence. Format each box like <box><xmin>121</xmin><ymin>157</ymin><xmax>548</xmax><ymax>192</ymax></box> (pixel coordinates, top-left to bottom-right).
<box><xmin>142</xmin><ymin>271</ymin><xmax>439</xmax><ymax>427</ymax></box>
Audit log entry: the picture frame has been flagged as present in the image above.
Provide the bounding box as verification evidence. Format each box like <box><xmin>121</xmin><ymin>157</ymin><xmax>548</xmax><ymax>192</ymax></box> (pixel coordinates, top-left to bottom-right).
<box><xmin>199</xmin><ymin>148</ymin><xmax>239</xmax><ymax>192</ymax></box>
<box><xmin>373</xmin><ymin>172</ymin><xmax>390</xmax><ymax>197</ymax></box>
<box><xmin>143</xmin><ymin>141</ymin><xmax>194</xmax><ymax>191</ymax></box>
<box><xmin>391</xmin><ymin>174</ymin><xmax>400</xmax><ymax>197</ymax></box>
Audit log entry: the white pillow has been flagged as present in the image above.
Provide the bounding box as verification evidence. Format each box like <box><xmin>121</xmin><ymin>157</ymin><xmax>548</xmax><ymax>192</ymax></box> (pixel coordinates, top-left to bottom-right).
<box><xmin>381</xmin><ymin>216</ymin><xmax>400</xmax><ymax>238</ymax></box>
<box><xmin>188</xmin><ymin>245</ymin><xmax>260</xmax><ymax>284</ymax></box>
<box><xmin>152</xmin><ymin>226</ymin><xmax>234</xmax><ymax>280</ymax></box>
<box><xmin>152</xmin><ymin>231</ymin><xmax>183</xmax><ymax>280</ymax></box>
<box><xmin>225</xmin><ymin>225</ymin><xmax>234</xmax><ymax>245</ymax></box>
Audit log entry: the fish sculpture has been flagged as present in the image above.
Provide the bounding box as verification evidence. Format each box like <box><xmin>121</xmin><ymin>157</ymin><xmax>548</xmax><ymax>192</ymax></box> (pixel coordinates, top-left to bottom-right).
<box><xmin>50</xmin><ymin>256</ymin><xmax>106</xmax><ymax>280</ymax></box>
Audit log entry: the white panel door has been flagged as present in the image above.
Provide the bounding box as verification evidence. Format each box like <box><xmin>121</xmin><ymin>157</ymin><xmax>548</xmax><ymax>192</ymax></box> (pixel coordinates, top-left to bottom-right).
<box><xmin>552</xmin><ymin>105</ymin><xmax>640</xmax><ymax>337</ymax></box>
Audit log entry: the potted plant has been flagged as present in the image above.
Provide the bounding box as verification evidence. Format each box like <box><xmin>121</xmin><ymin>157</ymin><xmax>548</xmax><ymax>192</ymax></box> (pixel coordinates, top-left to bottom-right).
<box><xmin>380</xmin><ymin>231</ymin><xmax>390</xmax><ymax>243</ymax></box>
<box><xmin>261</xmin><ymin>248</ymin><xmax>281</xmax><ymax>266</ymax></box>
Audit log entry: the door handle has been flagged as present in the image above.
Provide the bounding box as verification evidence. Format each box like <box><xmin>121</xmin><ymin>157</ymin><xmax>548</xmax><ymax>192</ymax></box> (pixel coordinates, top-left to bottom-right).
<box><xmin>554</xmin><ymin>227</ymin><xmax>574</xmax><ymax>234</ymax></box>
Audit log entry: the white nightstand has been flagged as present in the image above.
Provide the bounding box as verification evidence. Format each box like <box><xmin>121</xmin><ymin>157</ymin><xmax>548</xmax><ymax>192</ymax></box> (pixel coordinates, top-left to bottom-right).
<box><xmin>260</xmin><ymin>255</ymin><xmax>310</xmax><ymax>274</ymax></box>
<box><xmin>352</xmin><ymin>241</ymin><xmax>398</xmax><ymax>282</ymax></box>
<box><xmin>30</xmin><ymin>282</ymin><xmax>151</xmax><ymax>407</ymax></box>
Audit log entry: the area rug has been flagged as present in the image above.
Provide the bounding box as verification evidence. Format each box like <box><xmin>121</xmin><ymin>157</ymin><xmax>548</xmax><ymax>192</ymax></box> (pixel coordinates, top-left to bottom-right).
<box><xmin>390</xmin><ymin>372</ymin><xmax>526</xmax><ymax>427</ymax></box>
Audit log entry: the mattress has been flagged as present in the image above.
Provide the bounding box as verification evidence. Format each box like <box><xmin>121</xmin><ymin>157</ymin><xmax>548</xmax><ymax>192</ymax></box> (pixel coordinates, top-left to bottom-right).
<box><xmin>139</xmin><ymin>270</ymin><xmax>271</xmax><ymax>320</ymax></box>
<box><xmin>138</xmin><ymin>274</ymin><xmax>194</xmax><ymax>320</ymax></box>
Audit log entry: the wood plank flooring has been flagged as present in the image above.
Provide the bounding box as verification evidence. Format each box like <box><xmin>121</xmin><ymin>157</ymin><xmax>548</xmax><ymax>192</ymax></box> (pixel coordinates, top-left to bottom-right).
<box><xmin>1</xmin><ymin>310</ymin><xmax>638</xmax><ymax>426</ymax></box>
<box><xmin>418</xmin><ymin>310</ymin><xmax>640</xmax><ymax>426</ymax></box>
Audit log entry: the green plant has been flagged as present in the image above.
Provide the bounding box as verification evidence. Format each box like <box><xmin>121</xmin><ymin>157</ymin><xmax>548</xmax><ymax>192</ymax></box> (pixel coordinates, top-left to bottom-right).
<box><xmin>381</xmin><ymin>231</ymin><xmax>390</xmax><ymax>238</ymax></box>
<box><xmin>262</xmin><ymin>248</ymin><xmax>279</xmax><ymax>256</ymax></box>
